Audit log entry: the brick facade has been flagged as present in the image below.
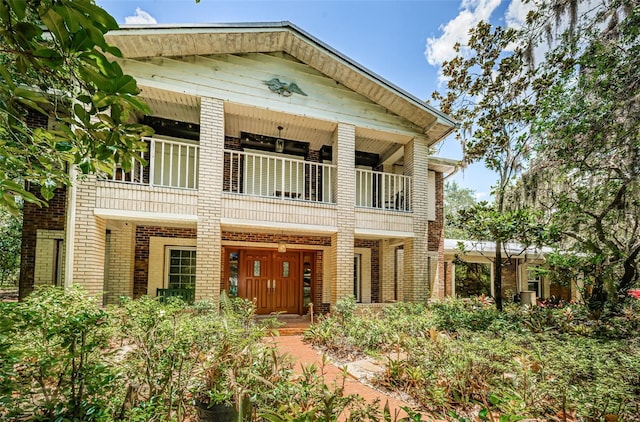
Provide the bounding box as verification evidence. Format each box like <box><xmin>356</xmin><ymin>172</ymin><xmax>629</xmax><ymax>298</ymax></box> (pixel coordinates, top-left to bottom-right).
<box><xmin>428</xmin><ymin>170</ymin><xmax>445</xmax><ymax>299</ymax></box>
<box><xmin>134</xmin><ymin>226</ymin><xmax>197</xmax><ymax>297</ymax></box>
<box><xmin>19</xmin><ymin>187</ymin><xmax>67</xmax><ymax>299</ymax></box>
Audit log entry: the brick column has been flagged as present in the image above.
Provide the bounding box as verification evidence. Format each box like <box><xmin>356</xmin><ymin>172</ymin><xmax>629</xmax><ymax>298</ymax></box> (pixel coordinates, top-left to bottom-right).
<box><xmin>428</xmin><ymin>171</ymin><xmax>445</xmax><ymax>299</ymax></box>
<box><xmin>195</xmin><ymin>97</ymin><xmax>224</xmax><ymax>302</ymax></box>
<box><xmin>403</xmin><ymin>138</ymin><xmax>430</xmax><ymax>302</ymax></box>
<box><xmin>330</xmin><ymin>123</ymin><xmax>356</xmax><ymax>305</ymax></box>
<box><xmin>104</xmin><ymin>221</ymin><xmax>135</xmax><ymax>304</ymax></box>
<box><xmin>72</xmin><ymin>175</ymin><xmax>107</xmax><ymax>298</ymax></box>
<box><xmin>380</xmin><ymin>239</ymin><xmax>396</xmax><ymax>302</ymax></box>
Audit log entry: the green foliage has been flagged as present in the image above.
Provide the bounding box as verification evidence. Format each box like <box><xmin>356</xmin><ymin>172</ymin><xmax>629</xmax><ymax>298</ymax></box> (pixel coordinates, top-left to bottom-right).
<box><xmin>306</xmin><ymin>299</ymin><xmax>640</xmax><ymax>420</ymax></box>
<box><xmin>444</xmin><ymin>181</ymin><xmax>477</xmax><ymax>239</ymax></box>
<box><xmin>431</xmin><ymin>21</ymin><xmax>554</xmax><ymax>310</ymax></box>
<box><xmin>258</xmin><ymin>355</ymin><xmax>383</xmax><ymax>422</ymax></box>
<box><xmin>511</xmin><ymin>0</ymin><xmax>639</xmax><ymax>312</ymax></box>
<box><xmin>0</xmin><ymin>286</ymin><xmax>117</xmax><ymax>420</ymax></box>
<box><xmin>448</xmin><ymin>201</ymin><xmax>554</xmax><ymax>310</ymax></box>
<box><xmin>0</xmin><ymin>209</ymin><xmax>21</xmax><ymax>286</ymax></box>
<box><xmin>0</xmin><ymin>0</ymin><xmax>152</xmax><ymax>212</ymax></box>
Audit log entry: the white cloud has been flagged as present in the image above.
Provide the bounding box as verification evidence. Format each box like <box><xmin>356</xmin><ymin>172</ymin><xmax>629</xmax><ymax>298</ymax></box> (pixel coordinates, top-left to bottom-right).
<box><xmin>124</xmin><ymin>7</ymin><xmax>157</xmax><ymax>25</ymax></box>
<box><xmin>425</xmin><ymin>0</ymin><xmax>502</xmax><ymax>67</ymax></box>
<box><xmin>474</xmin><ymin>191</ymin><xmax>489</xmax><ymax>200</ymax></box>
<box><xmin>505</xmin><ymin>0</ymin><xmax>536</xmax><ymax>29</ymax></box>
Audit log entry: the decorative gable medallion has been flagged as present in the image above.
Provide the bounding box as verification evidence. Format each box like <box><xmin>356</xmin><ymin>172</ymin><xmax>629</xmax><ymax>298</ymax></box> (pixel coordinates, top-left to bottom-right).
<box><xmin>264</xmin><ymin>78</ymin><xmax>307</xmax><ymax>97</ymax></box>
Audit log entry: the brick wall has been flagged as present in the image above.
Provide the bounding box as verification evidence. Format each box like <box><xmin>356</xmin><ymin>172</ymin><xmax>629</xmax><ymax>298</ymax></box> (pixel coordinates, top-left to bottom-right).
<box><xmin>222</xmin><ymin>232</ymin><xmax>331</xmax><ymax>246</ymax></box>
<box><xmin>428</xmin><ymin>171</ymin><xmax>445</xmax><ymax>299</ymax></box>
<box><xmin>134</xmin><ymin>226</ymin><xmax>197</xmax><ymax>297</ymax></box>
<box><xmin>19</xmin><ymin>186</ymin><xmax>67</xmax><ymax>299</ymax></box>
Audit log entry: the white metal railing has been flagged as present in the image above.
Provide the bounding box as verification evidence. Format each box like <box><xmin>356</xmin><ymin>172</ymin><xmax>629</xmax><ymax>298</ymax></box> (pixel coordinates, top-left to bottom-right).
<box><xmin>149</xmin><ymin>137</ymin><xmax>199</xmax><ymax>189</ymax></box>
<box><xmin>102</xmin><ymin>137</ymin><xmax>199</xmax><ymax>190</ymax></box>
<box><xmin>224</xmin><ymin>150</ymin><xmax>336</xmax><ymax>203</ymax></box>
<box><xmin>355</xmin><ymin>168</ymin><xmax>412</xmax><ymax>211</ymax></box>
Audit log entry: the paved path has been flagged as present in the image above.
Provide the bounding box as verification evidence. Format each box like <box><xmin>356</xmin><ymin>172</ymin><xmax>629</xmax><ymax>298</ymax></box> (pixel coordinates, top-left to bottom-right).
<box><xmin>267</xmin><ymin>335</ymin><xmax>421</xmax><ymax>421</ymax></box>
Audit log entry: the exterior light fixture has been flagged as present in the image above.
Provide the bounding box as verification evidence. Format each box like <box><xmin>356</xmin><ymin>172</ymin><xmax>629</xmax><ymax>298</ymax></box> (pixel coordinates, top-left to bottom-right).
<box><xmin>275</xmin><ymin>126</ymin><xmax>285</xmax><ymax>153</ymax></box>
<box><xmin>278</xmin><ymin>240</ymin><xmax>287</xmax><ymax>253</ymax></box>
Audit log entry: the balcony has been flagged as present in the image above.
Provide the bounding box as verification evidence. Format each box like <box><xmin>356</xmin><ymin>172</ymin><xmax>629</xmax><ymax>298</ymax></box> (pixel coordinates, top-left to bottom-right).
<box><xmin>103</xmin><ymin>137</ymin><xmax>199</xmax><ymax>190</ymax></box>
<box><xmin>102</xmin><ymin>137</ymin><xmax>412</xmax><ymax>212</ymax></box>
<box><xmin>223</xmin><ymin>150</ymin><xmax>335</xmax><ymax>203</ymax></box>
<box><xmin>355</xmin><ymin>169</ymin><xmax>412</xmax><ymax>212</ymax></box>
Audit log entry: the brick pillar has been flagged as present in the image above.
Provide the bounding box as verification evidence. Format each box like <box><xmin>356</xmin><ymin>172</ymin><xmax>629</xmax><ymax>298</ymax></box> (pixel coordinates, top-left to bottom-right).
<box><xmin>72</xmin><ymin>175</ymin><xmax>106</xmax><ymax>298</ymax></box>
<box><xmin>380</xmin><ymin>239</ymin><xmax>396</xmax><ymax>302</ymax></box>
<box><xmin>403</xmin><ymin>138</ymin><xmax>429</xmax><ymax>302</ymax></box>
<box><xmin>428</xmin><ymin>170</ymin><xmax>445</xmax><ymax>300</ymax></box>
<box><xmin>195</xmin><ymin>97</ymin><xmax>224</xmax><ymax>302</ymax></box>
<box><xmin>104</xmin><ymin>221</ymin><xmax>135</xmax><ymax>305</ymax></box>
<box><xmin>330</xmin><ymin>123</ymin><xmax>356</xmax><ymax>305</ymax></box>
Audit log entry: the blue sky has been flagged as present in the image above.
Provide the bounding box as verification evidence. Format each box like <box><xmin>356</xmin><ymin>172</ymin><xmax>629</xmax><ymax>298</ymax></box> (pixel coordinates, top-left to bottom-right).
<box><xmin>96</xmin><ymin>0</ymin><xmax>533</xmax><ymax>199</ymax></box>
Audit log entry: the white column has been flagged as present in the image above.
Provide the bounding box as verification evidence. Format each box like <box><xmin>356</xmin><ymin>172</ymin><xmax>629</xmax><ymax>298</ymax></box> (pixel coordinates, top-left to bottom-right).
<box><xmin>195</xmin><ymin>97</ymin><xmax>225</xmax><ymax>301</ymax></box>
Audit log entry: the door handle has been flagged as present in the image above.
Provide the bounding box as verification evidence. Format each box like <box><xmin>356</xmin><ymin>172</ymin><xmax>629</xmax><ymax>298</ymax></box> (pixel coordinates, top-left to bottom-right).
<box><xmin>267</xmin><ymin>280</ymin><xmax>271</xmax><ymax>290</ymax></box>
<box><xmin>273</xmin><ymin>279</ymin><xmax>276</xmax><ymax>290</ymax></box>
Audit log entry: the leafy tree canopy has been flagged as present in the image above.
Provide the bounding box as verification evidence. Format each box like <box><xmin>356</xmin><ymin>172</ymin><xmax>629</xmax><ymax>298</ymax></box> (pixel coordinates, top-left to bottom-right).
<box><xmin>514</xmin><ymin>0</ymin><xmax>640</xmax><ymax>311</ymax></box>
<box><xmin>444</xmin><ymin>180</ymin><xmax>477</xmax><ymax>239</ymax></box>
<box><xmin>432</xmin><ymin>22</ymin><xmax>542</xmax><ymax>310</ymax></box>
<box><xmin>0</xmin><ymin>0</ymin><xmax>153</xmax><ymax>214</ymax></box>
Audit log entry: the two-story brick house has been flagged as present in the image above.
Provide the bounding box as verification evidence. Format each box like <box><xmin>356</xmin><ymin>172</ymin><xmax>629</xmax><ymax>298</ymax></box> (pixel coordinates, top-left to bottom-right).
<box><xmin>19</xmin><ymin>22</ymin><xmax>458</xmax><ymax>314</ymax></box>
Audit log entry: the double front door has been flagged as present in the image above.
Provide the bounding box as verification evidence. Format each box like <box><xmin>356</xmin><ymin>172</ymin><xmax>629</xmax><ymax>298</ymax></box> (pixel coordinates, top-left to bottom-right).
<box><xmin>239</xmin><ymin>250</ymin><xmax>300</xmax><ymax>315</ymax></box>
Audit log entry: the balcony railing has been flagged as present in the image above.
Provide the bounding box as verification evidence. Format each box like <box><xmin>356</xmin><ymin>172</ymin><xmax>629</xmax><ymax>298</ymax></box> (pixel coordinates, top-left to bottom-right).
<box><xmin>102</xmin><ymin>137</ymin><xmax>199</xmax><ymax>189</ymax></box>
<box><xmin>355</xmin><ymin>169</ymin><xmax>412</xmax><ymax>211</ymax></box>
<box><xmin>224</xmin><ymin>150</ymin><xmax>336</xmax><ymax>203</ymax></box>
<box><xmin>102</xmin><ymin>140</ymin><xmax>411</xmax><ymax>212</ymax></box>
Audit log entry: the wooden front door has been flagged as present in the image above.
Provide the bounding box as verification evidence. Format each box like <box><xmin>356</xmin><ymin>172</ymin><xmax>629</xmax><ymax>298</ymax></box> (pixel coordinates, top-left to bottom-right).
<box><xmin>239</xmin><ymin>249</ymin><xmax>300</xmax><ymax>314</ymax></box>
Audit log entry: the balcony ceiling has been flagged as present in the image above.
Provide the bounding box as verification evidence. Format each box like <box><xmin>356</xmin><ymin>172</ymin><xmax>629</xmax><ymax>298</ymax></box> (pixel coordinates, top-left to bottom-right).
<box><xmin>139</xmin><ymin>86</ymin><xmax>408</xmax><ymax>157</ymax></box>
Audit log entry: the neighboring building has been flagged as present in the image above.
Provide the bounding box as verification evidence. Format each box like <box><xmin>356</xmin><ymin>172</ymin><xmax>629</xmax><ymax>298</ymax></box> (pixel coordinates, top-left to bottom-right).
<box><xmin>19</xmin><ymin>22</ymin><xmax>459</xmax><ymax>314</ymax></box>
<box><xmin>443</xmin><ymin>239</ymin><xmax>575</xmax><ymax>303</ymax></box>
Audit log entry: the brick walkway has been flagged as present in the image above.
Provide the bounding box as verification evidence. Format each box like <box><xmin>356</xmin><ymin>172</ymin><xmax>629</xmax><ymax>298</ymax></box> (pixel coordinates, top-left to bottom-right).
<box><xmin>267</xmin><ymin>335</ymin><xmax>422</xmax><ymax>421</ymax></box>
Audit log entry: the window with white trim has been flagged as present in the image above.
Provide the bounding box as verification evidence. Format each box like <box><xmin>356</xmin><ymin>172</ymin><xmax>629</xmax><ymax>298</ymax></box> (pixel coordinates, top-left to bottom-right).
<box><xmin>165</xmin><ymin>247</ymin><xmax>196</xmax><ymax>290</ymax></box>
<box><xmin>527</xmin><ymin>266</ymin><xmax>542</xmax><ymax>297</ymax></box>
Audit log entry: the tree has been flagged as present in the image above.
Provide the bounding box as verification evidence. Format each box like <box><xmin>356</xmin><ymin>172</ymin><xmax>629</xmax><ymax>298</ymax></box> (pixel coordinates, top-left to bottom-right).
<box><xmin>432</xmin><ymin>23</ymin><xmax>541</xmax><ymax>310</ymax></box>
<box><xmin>517</xmin><ymin>0</ymin><xmax>640</xmax><ymax>312</ymax></box>
<box><xmin>444</xmin><ymin>180</ymin><xmax>477</xmax><ymax>238</ymax></box>
<box><xmin>450</xmin><ymin>201</ymin><xmax>554</xmax><ymax>305</ymax></box>
<box><xmin>0</xmin><ymin>0</ymin><xmax>152</xmax><ymax>214</ymax></box>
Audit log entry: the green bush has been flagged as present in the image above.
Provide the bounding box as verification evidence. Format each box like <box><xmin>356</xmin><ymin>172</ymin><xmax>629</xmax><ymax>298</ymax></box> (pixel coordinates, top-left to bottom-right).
<box><xmin>0</xmin><ymin>286</ymin><xmax>117</xmax><ymax>421</ymax></box>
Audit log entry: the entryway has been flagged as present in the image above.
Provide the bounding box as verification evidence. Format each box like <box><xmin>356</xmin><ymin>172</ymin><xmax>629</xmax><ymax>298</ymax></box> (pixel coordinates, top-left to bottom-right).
<box><xmin>227</xmin><ymin>248</ymin><xmax>315</xmax><ymax>315</ymax></box>
<box><xmin>240</xmin><ymin>249</ymin><xmax>299</xmax><ymax>314</ymax></box>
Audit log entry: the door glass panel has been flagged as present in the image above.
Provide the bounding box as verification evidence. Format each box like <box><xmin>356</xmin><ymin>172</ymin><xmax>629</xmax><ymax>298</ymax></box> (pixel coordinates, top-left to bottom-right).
<box><xmin>303</xmin><ymin>255</ymin><xmax>312</xmax><ymax>309</ymax></box>
<box><xmin>228</xmin><ymin>252</ymin><xmax>238</xmax><ymax>297</ymax></box>
<box><xmin>282</xmin><ymin>261</ymin><xmax>290</xmax><ymax>277</ymax></box>
<box><xmin>253</xmin><ymin>260</ymin><xmax>261</xmax><ymax>277</ymax></box>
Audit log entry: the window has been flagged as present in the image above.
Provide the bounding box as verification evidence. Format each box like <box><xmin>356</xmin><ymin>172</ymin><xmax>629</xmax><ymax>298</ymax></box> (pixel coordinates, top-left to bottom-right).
<box><xmin>165</xmin><ymin>247</ymin><xmax>196</xmax><ymax>290</ymax></box>
<box><xmin>527</xmin><ymin>266</ymin><xmax>542</xmax><ymax>297</ymax></box>
<box><xmin>227</xmin><ymin>251</ymin><xmax>239</xmax><ymax>297</ymax></box>
<box><xmin>303</xmin><ymin>254</ymin><xmax>313</xmax><ymax>309</ymax></box>
<box><xmin>354</xmin><ymin>254</ymin><xmax>362</xmax><ymax>302</ymax></box>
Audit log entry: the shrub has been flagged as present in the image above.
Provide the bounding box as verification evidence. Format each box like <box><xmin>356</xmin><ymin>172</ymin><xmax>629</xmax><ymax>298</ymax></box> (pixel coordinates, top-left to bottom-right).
<box><xmin>0</xmin><ymin>286</ymin><xmax>117</xmax><ymax>421</ymax></box>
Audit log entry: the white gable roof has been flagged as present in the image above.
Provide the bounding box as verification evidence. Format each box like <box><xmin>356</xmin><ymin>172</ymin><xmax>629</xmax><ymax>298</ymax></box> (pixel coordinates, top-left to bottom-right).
<box><xmin>105</xmin><ymin>22</ymin><xmax>456</xmax><ymax>144</ymax></box>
